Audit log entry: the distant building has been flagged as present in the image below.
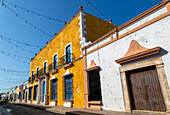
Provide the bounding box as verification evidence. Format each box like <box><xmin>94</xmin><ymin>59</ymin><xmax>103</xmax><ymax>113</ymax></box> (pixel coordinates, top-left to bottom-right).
<box><xmin>19</xmin><ymin>84</ymin><xmax>24</xmax><ymax>103</ymax></box>
<box><xmin>15</xmin><ymin>86</ymin><xmax>19</xmax><ymax>102</ymax></box>
<box><xmin>23</xmin><ymin>80</ymin><xmax>28</xmax><ymax>103</ymax></box>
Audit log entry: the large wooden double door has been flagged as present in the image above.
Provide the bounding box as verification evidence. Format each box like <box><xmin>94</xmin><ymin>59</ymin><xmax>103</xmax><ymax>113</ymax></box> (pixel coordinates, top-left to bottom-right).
<box><xmin>127</xmin><ymin>66</ymin><xmax>166</xmax><ymax>112</ymax></box>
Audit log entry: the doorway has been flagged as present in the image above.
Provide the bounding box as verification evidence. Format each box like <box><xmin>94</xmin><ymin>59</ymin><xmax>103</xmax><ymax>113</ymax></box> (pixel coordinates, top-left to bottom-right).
<box><xmin>126</xmin><ymin>66</ymin><xmax>166</xmax><ymax>112</ymax></box>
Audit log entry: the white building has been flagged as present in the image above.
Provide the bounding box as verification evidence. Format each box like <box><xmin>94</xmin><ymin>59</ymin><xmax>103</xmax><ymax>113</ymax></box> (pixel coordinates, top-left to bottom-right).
<box><xmin>82</xmin><ymin>0</ymin><xmax>170</xmax><ymax>113</ymax></box>
<box><xmin>23</xmin><ymin>80</ymin><xmax>28</xmax><ymax>103</ymax></box>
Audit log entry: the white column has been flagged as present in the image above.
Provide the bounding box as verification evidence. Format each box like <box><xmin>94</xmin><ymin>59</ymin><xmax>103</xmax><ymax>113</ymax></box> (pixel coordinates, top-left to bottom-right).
<box><xmin>37</xmin><ymin>79</ymin><xmax>41</xmax><ymax>104</ymax></box>
<box><xmin>45</xmin><ymin>75</ymin><xmax>49</xmax><ymax>105</ymax></box>
<box><xmin>120</xmin><ymin>71</ymin><xmax>131</xmax><ymax>113</ymax></box>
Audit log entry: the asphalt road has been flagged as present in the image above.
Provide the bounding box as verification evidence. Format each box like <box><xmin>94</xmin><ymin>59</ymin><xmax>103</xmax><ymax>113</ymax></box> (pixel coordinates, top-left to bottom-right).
<box><xmin>0</xmin><ymin>103</ymin><xmax>62</xmax><ymax>115</ymax></box>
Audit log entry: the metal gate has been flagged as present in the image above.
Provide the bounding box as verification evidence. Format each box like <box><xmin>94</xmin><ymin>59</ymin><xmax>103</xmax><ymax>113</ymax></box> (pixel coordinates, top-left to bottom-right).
<box><xmin>127</xmin><ymin>66</ymin><xmax>166</xmax><ymax>112</ymax></box>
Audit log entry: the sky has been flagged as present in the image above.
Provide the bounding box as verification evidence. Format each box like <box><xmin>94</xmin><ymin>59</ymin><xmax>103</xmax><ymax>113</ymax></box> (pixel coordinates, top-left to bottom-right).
<box><xmin>0</xmin><ymin>0</ymin><xmax>163</xmax><ymax>93</ymax></box>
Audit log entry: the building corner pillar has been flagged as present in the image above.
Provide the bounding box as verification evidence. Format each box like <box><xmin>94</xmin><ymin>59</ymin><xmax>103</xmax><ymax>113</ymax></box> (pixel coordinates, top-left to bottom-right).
<box><xmin>120</xmin><ymin>71</ymin><xmax>131</xmax><ymax>113</ymax></box>
<box><xmin>37</xmin><ymin>79</ymin><xmax>41</xmax><ymax>104</ymax></box>
<box><xmin>156</xmin><ymin>64</ymin><xmax>170</xmax><ymax>112</ymax></box>
<box><xmin>82</xmin><ymin>47</ymin><xmax>89</xmax><ymax>108</ymax></box>
<box><xmin>45</xmin><ymin>75</ymin><xmax>49</xmax><ymax>105</ymax></box>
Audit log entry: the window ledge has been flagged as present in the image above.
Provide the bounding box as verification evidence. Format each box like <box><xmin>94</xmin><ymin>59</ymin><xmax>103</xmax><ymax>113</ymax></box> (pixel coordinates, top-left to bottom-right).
<box><xmin>51</xmin><ymin>99</ymin><xmax>57</xmax><ymax>102</ymax></box>
<box><xmin>62</xmin><ymin>62</ymin><xmax>74</xmax><ymax>69</ymax></box>
<box><xmin>88</xmin><ymin>101</ymin><xmax>102</xmax><ymax>105</ymax></box>
<box><xmin>49</xmin><ymin>69</ymin><xmax>58</xmax><ymax>74</ymax></box>
<box><xmin>63</xmin><ymin>100</ymin><xmax>73</xmax><ymax>102</ymax></box>
<box><xmin>88</xmin><ymin>101</ymin><xmax>102</xmax><ymax>110</ymax></box>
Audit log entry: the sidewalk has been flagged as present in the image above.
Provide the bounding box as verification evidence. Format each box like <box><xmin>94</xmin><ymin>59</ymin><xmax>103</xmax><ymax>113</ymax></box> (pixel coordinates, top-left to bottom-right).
<box><xmin>11</xmin><ymin>102</ymin><xmax>166</xmax><ymax>115</ymax></box>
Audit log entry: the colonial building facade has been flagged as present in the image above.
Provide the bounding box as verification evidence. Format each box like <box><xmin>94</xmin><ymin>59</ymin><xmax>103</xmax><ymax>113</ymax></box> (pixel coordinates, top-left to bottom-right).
<box><xmin>82</xmin><ymin>0</ymin><xmax>170</xmax><ymax>113</ymax></box>
<box><xmin>28</xmin><ymin>6</ymin><xmax>116</xmax><ymax>108</ymax></box>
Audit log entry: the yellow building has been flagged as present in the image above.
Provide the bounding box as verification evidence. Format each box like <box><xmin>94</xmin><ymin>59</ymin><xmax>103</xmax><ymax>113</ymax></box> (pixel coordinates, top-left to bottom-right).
<box><xmin>28</xmin><ymin>6</ymin><xmax>116</xmax><ymax>108</ymax></box>
<box><xmin>15</xmin><ymin>86</ymin><xmax>19</xmax><ymax>102</ymax></box>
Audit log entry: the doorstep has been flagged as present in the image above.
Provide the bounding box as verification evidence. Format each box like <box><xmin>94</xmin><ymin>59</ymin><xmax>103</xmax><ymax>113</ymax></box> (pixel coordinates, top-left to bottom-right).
<box><xmin>132</xmin><ymin>110</ymin><xmax>166</xmax><ymax>115</ymax></box>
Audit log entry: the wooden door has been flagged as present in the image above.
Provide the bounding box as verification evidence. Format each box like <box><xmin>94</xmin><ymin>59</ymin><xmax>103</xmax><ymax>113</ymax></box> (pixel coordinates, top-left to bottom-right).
<box><xmin>127</xmin><ymin>66</ymin><xmax>166</xmax><ymax>112</ymax></box>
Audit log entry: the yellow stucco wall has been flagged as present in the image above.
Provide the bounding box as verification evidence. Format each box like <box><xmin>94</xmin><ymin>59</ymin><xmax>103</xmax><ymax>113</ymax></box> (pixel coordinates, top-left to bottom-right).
<box><xmin>84</xmin><ymin>12</ymin><xmax>116</xmax><ymax>42</ymax></box>
<box><xmin>28</xmin><ymin>10</ymin><xmax>115</xmax><ymax>108</ymax></box>
<box><xmin>28</xmin><ymin>13</ymin><xmax>85</xmax><ymax>107</ymax></box>
<box><xmin>15</xmin><ymin>87</ymin><xmax>19</xmax><ymax>94</ymax></box>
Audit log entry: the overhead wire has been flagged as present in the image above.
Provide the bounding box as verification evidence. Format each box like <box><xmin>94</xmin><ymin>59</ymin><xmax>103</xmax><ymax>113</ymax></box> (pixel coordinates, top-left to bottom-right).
<box><xmin>1</xmin><ymin>0</ymin><xmax>114</xmax><ymax>28</ymax></box>
<box><xmin>0</xmin><ymin>35</ymin><xmax>36</xmax><ymax>54</ymax></box>
<box><xmin>3</xmin><ymin>4</ymin><xmax>53</xmax><ymax>38</ymax></box>
<box><xmin>3</xmin><ymin>0</ymin><xmax>66</xmax><ymax>23</ymax></box>
<box><xmin>85</xmin><ymin>0</ymin><xmax>109</xmax><ymax>21</ymax></box>
<box><xmin>0</xmin><ymin>34</ymin><xmax>43</xmax><ymax>48</ymax></box>
<box><xmin>0</xmin><ymin>67</ymin><xmax>29</xmax><ymax>73</ymax></box>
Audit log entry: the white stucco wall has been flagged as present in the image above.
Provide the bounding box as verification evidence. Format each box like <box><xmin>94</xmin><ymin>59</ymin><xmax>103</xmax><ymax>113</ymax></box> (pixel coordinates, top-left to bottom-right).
<box><xmin>85</xmin><ymin>9</ymin><xmax>170</xmax><ymax>111</ymax></box>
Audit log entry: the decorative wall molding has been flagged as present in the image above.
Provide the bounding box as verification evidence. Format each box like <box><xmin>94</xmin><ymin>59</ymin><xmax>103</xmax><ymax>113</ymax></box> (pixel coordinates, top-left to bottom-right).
<box><xmin>115</xmin><ymin>40</ymin><xmax>161</xmax><ymax>64</ymax></box>
<box><xmin>85</xmin><ymin>60</ymin><xmax>99</xmax><ymax>71</ymax></box>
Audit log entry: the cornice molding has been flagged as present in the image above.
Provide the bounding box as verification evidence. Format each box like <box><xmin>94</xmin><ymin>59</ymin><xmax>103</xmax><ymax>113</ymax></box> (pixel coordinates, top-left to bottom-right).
<box><xmin>85</xmin><ymin>60</ymin><xmax>99</xmax><ymax>71</ymax></box>
<box><xmin>115</xmin><ymin>40</ymin><xmax>161</xmax><ymax>64</ymax></box>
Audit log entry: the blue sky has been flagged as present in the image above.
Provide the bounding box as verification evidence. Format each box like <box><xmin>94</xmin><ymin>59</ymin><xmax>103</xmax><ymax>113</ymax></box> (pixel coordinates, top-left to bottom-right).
<box><xmin>0</xmin><ymin>0</ymin><xmax>162</xmax><ymax>93</ymax></box>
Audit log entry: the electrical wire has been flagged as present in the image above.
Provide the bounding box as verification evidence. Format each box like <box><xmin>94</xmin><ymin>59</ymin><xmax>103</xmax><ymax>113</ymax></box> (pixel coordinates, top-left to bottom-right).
<box><xmin>3</xmin><ymin>0</ymin><xmax>66</xmax><ymax>23</ymax></box>
<box><xmin>0</xmin><ymin>67</ymin><xmax>29</xmax><ymax>73</ymax></box>
<box><xmin>0</xmin><ymin>34</ymin><xmax>43</xmax><ymax>48</ymax></box>
<box><xmin>0</xmin><ymin>35</ymin><xmax>36</xmax><ymax>54</ymax></box>
<box><xmin>85</xmin><ymin>0</ymin><xmax>109</xmax><ymax>21</ymax></box>
<box><xmin>1</xmin><ymin>0</ymin><xmax>114</xmax><ymax>28</ymax></box>
<box><xmin>4</xmin><ymin>4</ymin><xmax>53</xmax><ymax>38</ymax></box>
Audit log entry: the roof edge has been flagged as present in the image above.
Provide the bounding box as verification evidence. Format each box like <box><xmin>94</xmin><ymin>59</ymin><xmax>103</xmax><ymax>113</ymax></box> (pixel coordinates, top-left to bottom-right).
<box><xmin>31</xmin><ymin>10</ymin><xmax>82</xmax><ymax>61</ymax></box>
<box><xmin>82</xmin><ymin>0</ymin><xmax>169</xmax><ymax>50</ymax></box>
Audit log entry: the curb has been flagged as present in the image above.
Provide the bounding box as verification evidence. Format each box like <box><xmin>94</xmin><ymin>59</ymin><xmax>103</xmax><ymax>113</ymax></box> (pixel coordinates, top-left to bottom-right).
<box><xmin>46</xmin><ymin>108</ymin><xmax>66</xmax><ymax>114</ymax></box>
<box><xmin>11</xmin><ymin>103</ymin><xmax>46</xmax><ymax>110</ymax></box>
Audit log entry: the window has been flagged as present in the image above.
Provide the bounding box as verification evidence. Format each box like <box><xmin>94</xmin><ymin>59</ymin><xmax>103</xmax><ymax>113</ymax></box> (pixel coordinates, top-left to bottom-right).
<box><xmin>32</xmin><ymin>71</ymin><xmax>34</xmax><ymax>81</ymax></box>
<box><xmin>53</xmin><ymin>54</ymin><xmax>57</xmax><ymax>69</ymax></box>
<box><xmin>66</xmin><ymin>44</ymin><xmax>71</xmax><ymax>63</ymax></box>
<box><xmin>44</xmin><ymin>62</ymin><xmax>47</xmax><ymax>73</ymax></box>
<box><xmin>34</xmin><ymin>85</ymin><xmax>38</xmax><ymax>100</ymax></box>
<box><xmin>29</xmin><ymin>87</ymin><xmax>32</xmax><ymax>100</ymax></box>
<box><xmin>19</xmin><ymin>92</ymin><xmax>21</xmax><ymax>99</ymax></box>
<box><xmin>64</xmin><ymin>75</ymin><xmax>73</xmax><ymax>100</ymax></box>
<box><xmin>37</xmin><ymin>67</ymin><xmax>39</xmax><ymax>78</ymax></box>
<box><xmin>51</xmin><ymin>79</ymin><xmax>57</xmax><ymax>100</ymax></box>
<box><xmin>88</xmin><ymin>69</ymin><xmax>102</xmax><ymax>101</ymax></box>
<box><xmin>23</xmin><ymin>89</ymin><xmax>25</xmax><ymax>100</ymax></box>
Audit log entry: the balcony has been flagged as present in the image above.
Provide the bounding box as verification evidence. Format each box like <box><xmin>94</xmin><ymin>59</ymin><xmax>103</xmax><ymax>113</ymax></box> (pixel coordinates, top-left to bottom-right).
<box><xmin>38</xmin><ymin>67</ymin><xmax>49</xmax><ymax>78</ymax></box>
<box><xmin>28</xmin><ymin>74</ymin><xmax>36</xmax><ymax>83</ymax></box>
<box><xmin>59</xmin><ymin>53</ymin><xmax>75</xmax><ymax>68</ymax></box>
<box><xmin>49</xmin><ymin>62</ymin><xmax>58</xmax><ymax>74</ymax></box>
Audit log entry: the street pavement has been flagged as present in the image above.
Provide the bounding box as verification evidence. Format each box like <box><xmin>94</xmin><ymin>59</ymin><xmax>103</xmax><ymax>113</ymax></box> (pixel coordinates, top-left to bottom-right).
<box><xmin>0</xmin><ymin>103</ymin><xmax>167</xmax><ymax>115</ymax></box>
<box><xmin>0</xmin><ymin>103</ymin><xmax>61</xmax><ymax>115</ymax></box>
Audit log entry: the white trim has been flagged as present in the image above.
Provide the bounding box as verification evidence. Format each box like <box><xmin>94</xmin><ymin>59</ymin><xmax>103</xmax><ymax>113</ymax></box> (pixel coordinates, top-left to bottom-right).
<box><xmin>53</xmin><ymin>53</ymin><xmax>58</xmax><ymax>63</ymax></box>
<box><xmin>62</xmin><ymin>69</ymin><xmax>72</xmax><ymax>77</ymax></box>
<box><xmin>79</xmin><ymin>10</ymin><xmax>87</xmax><ymax>47</ymax></box>
<box><xmin>33</xmin><ymin>82</ymin><xmax>38</xmax><ymax>86</ymax></box>
<box><xmin>41</xmin><ymin>79</ymin><xmax>46</xmax><ymax>103</ymax></box>
<box><xmin>36</xmin><ymin>66</ymin><xmax>39</xmax><ymax>78</ymax></box>
<box><xmin>53</xmin><ymin>52</ymin><xmax>58</xmax><ymax>68</ymax></box>
<box><xmin>65</xmin><ymin>42</ymin><xmax>72</xmax><ymax>62</ymax></box>
<box><xmin>50</xmin><ymin>75</ymin><xmax>57</xmax><ymax>80</ymax></box>
<box><xmin>43</xmin><ymin>60</ymin><xmax>48</xmax><ymax>73</ymax></box>
<box><xmin>32</xmin><ymin>70</ymin><xmax>34</xmax><ymax>76</ymax></box>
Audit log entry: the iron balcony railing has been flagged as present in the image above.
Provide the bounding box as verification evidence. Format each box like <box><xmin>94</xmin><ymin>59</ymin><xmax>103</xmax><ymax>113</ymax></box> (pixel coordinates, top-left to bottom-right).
<box><xmin>28</xmin><ymin>77</ymin><xmax>31</xmax><ymax>83</ymax></box>
<box><xmin>59</xmin><ymin>53</ymin><xmax>75</xmax><ymax>66</ymax></box>
<box><xmin>39</xmin><ymin>67</ymin><xmax>48</xmax><ymax>77</ymax></box>
<box><xmin>49</xmin><ymin>62</ymin><xmax>58</xmax><ymax>71</ymax></box>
